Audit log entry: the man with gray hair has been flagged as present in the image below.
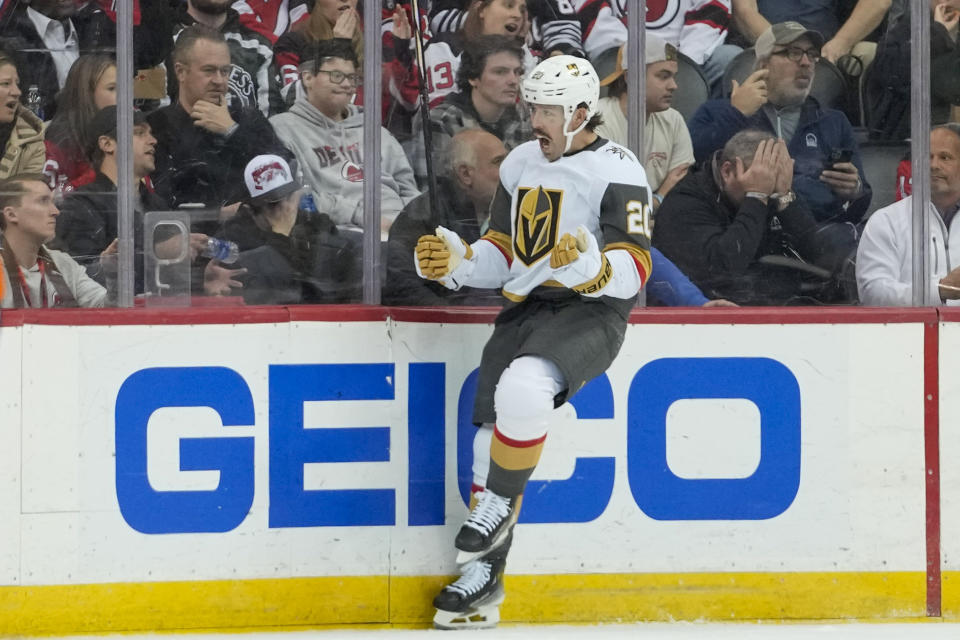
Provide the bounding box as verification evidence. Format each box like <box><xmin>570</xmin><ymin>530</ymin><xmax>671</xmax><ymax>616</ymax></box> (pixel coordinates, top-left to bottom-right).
<box><xmin>688</xmin><ymin>21</ymin><xmax>871</xmax><ymax>226</ymax></box>
<box><xmin>385</xmin><ymin>128</ymin><xmax>507</xmax><ymax>306</ymax></box>
<box><xmin>857</xmin><ymin>125</ymin><xmax>960</xmax><ymax>306</ymax></box>
<box><xmin>653</xmin><ymin>129</ymin><xmax>854</xmax><ymax>304</ymax></box>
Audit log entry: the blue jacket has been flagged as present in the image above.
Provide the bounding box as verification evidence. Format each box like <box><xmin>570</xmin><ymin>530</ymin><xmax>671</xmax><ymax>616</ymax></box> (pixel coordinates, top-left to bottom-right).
<box><xmin>688</xmin><ymin>97</ymin><xmax>871</xmax><ymax>224</ymax></box>
<box><xmin>648</xmin><ymin>247</ymin><xmax>709</xmax><ymax>307</ymax></box>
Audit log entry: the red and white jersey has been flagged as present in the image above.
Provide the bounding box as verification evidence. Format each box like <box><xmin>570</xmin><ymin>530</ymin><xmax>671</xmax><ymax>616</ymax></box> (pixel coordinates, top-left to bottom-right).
<box><xmin>423</xmin><ymin>39</ymin><xmax>461</xmax><ymax>107</ymax></box>
<box><xmin>231</xmin><ymin>0</ymin><xmax>311</xmax><ymax>43</ymax></box>
<box><xmin>422</xmin><ymin>36</ymin><xmax>537</xmax><ymax>108</ymax></box>
<box><xmin>574</xmin><ymin>0</ymin><xmax>732</xmax><ymax>65</ymax></box>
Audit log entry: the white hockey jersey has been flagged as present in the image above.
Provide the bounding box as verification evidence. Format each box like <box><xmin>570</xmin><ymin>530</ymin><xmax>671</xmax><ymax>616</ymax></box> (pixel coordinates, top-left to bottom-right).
<box><xmin>467</xmin><ymin>137</ymin><xmax>653</xmax><ymax>304</ymax></box>
<box><xmin>574</xmin><ymin>0</ymin><xmax>732</xmax><ymax>65</ymax></box>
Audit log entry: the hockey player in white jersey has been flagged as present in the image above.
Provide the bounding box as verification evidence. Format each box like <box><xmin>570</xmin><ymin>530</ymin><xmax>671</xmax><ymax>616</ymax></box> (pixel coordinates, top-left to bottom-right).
<box><xmin>414</xmin><ymin>54</ymin><xmax>653</xmax><ymax>629</ymax></box>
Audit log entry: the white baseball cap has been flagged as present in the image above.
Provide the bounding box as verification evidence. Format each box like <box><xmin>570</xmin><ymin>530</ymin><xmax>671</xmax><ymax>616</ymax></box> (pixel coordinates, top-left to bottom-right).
<box><xmin>243</xmin><ymin>154</ymin><xmax>302</xmax><ymax>204</ymax></box>
<box><xmin>599</xmin><ymin>34</ymin><xmax>678</xmax><ymax>87</ymax></box>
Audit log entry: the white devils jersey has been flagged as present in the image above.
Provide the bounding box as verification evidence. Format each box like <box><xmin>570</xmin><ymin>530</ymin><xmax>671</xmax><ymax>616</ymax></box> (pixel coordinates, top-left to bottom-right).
<box><xmin>478</xmin><ymin>137</ymin><xmax>653</xmax><ymax>302</ymax></box>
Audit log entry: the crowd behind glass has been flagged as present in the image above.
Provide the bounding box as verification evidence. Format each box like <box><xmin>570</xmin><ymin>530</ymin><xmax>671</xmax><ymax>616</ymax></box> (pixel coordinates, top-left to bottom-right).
<box><xmin>0</xmin><ymin>0</ymin><xmax>952</xmax><ymax>309</ymax></box>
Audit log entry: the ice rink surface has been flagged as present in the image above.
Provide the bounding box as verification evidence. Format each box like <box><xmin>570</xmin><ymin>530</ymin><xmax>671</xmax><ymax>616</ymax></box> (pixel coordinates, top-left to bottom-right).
<box><xmin>53</xmin><ymin>622</ymin><xmax>960</xmax><ymax>640</ymax></box>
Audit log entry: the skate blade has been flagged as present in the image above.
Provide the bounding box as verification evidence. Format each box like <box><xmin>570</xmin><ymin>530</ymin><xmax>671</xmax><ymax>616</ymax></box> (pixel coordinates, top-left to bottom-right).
<box><xmin>433</xmin><ymin>595</ymin><xmax>504</xmax><ymax>630</ymax></box>
<box><xmin>455</xmin><ymin>548</ymin><xmax>482</xmax><ymax>564</ymax></box>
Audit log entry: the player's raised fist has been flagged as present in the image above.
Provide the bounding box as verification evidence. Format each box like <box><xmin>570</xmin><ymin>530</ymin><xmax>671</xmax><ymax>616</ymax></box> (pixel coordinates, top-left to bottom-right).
<box><xmin>414</xmin><ymin>226</ymin><xmax>473</xmax><ymax>280</ymax></box>
<box><xmin>415</xmin><ymin>234</ymin><xmax>449</xmax><ymax>279</ymax></box>
<box><xmin>550</xmin><ymin>232</ymin><xmax>580</xmax><ymax>268</ymax></box>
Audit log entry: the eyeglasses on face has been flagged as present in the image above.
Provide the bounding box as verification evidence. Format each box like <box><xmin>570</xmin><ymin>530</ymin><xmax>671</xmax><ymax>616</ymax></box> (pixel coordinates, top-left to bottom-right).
<box><xmin>772</xmin><ymin>46</ymin><xmax>821</xmax><ymax>63</ymax></box>
<box><xmin>315</xmin><ymin>69</ymin><xmax>362</xmax><ymax>86</ymax></box>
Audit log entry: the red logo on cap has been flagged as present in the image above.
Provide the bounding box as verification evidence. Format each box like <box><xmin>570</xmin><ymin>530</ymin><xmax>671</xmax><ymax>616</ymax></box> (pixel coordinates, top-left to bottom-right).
<box><xmin>250</xmin><ymin>161</ymin><xmax>287</xmax><ymax>191</ymax></box>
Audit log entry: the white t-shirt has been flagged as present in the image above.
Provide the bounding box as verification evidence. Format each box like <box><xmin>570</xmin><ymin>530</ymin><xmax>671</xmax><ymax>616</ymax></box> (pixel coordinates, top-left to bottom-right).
<box><xmin>596</xmin><ymin>97</ymin><xmax>695</xmax><ymax>193</ymax></box>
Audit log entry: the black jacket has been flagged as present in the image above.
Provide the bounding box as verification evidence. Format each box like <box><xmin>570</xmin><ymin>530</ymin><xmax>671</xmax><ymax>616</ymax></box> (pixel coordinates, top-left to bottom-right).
<box><xmin>383</xmin><ymin>176</ymin><xmax>502</xmax><ymax>306</ymax></box>
<box><xmin>73</xmin><ymin>0</ymin><xmax>175</xmax><ymax>70</ymax></box>
<box><xmin>169</xmin><ymin>5</ymin><xmax>274</xmax><ymax>115</ymax></box>
<box><xmin>218</xmin><ymin>205</ymin><xmax>362</xmax><ymax>305</ymax></box>
<box><xmin>147</xmin><ymin>102</ymin><xmax>291</xmax><ymax>210</ymax></box>
<box><xmin>0</xmin><ymin>4</ymin><xmax>64</xmax><ymax>119</ymax></box>
<box><xmin>53</xmin><ymin>171</ymin><xmax>167</xmax><ymax>293</ymax></box>
<box><xmin>652</xmin><ymin>162</ymin><xmax>853</xmax><ymax>305</ymax></box>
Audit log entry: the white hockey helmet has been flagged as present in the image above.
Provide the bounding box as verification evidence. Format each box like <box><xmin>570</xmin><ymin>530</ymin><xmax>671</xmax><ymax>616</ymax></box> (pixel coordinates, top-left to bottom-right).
<box><xmin>522</xmin><ymin>54</ymin><xmax>600</xmax><ymax>153</ymax></box>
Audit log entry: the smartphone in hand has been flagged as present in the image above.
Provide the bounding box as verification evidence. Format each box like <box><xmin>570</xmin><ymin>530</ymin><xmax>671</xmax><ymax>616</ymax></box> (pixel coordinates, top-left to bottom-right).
<box><xmin>828</xmin><ymin>149</ymin><xmax>853</xmax><ymax>169</ymax></box>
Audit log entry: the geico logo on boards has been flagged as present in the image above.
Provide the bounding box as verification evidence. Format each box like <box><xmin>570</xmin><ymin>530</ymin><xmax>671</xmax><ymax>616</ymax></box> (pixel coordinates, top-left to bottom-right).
<box><xmin>115</xmin><ymin>359</ymin><xmax>801</xmax><ymax>534</ymax></box>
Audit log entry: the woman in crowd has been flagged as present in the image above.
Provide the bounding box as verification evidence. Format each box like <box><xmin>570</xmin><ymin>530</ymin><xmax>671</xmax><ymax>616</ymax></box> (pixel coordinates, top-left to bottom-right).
<box><xmin>0</xmin><ymin>53</ymin><xmax>44</xmax><ymax>179</ymax></box>
<box><xmin>43</xmin><ymin>54</ymin><xmax>117</xmax><ymax>191</ymax></box>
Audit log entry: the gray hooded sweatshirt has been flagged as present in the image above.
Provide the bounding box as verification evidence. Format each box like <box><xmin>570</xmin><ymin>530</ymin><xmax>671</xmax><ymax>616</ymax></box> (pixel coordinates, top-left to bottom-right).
<box><xmin>270</xmin><ymin>97</ymin><xmax>419</xmax><ymax>230</ymax></box>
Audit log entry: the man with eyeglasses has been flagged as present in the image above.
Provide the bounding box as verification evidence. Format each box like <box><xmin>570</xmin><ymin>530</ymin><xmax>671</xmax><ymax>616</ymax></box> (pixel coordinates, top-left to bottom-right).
<box><xmin>269</xmin><ymin>38</ymin><xmax>419</xmax><ymax>237</ymax></box>
<box><xmin>689</xmin><ymin>21</ymin><xmax>871</xmax><ymax>229</ymax></box>
<box><xmin>148</xmin><ymin>24</ymin><xmax>292</xmax><ymax>218</ymax></box>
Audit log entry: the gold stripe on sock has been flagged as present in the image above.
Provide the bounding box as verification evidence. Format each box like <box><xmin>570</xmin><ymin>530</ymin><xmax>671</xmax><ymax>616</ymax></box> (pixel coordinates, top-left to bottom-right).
<box><xmin>491</xmin><ymin>432</ymin><xmax>545</xmax><ymax>472</ymax></box>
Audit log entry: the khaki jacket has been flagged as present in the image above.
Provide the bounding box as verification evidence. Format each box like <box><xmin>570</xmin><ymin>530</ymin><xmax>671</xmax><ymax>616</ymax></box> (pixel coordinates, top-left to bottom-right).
<box><xmin>0</xmin><ymin>108</ymin><xmax>45</xmax><ymax>179</ymax></box>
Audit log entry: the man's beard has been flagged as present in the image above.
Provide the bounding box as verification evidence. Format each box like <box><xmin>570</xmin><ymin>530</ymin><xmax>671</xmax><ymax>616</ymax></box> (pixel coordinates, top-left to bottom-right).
<box><xmin>191</xmin><ymin>0</ymin><xmax>231</xmax><ymax>15</ymax></box>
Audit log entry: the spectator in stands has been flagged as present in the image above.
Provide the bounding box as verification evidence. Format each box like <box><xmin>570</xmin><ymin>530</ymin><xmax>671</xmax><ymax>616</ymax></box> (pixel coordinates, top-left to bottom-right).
<box><xmin>218</xmin><ymin>153</ymin><xmax>359</xmax><ymax>304</ymax></box>
<box><xmin>270</xmin><ymin>0</ymin><xmax>420</xmax><ymax>126</ymax></box>
<box><xmin>171</xmin><ymin>0</ymin><xmax>274</xmax><ymax>116</ymax></box>
<box><xmin>596</xmin><ymin>35</ymin><xmax>694</xmax><ymax>213</ymax></box>
<box><xmin>857</xmin><ymin>125</ymin><xmax>960</xmax><ymax>306</ymax></box>
<box><xmin>429</xmin><ymin>0</ymin><xmax>583</xmax><ymax>58</ymax></box>
<box><xmin>232</xmin><ymin>0</ymin><xmax>312</xmax><ymax>43</ymax></box>
<box><xmin>865</xmin><ymin>0</ymin><xmax>960</xmax><ymax>141</ymax></box>
<box><xmin>385</xmin><ymin>128</ymin><xmax>506</xmax><ymax>306</ymax></box>
<box><xmin>421</xmin><ymin>0</ymin><xmax>537</xmax><ymax>109</ymax></box>
<box><xmin>43</xmin><ymin>54</ymin><xmax>116</xmax><ymax>192</ymax></box>
<box><xmin>0</xmin><ymin>54</ymin><xmax>45</xmax><ymax>180</ymax></box>
<box><xmin>54</xmin><ymin>106</ymin><xmax>167</xmax><ymax>292</ymax></box>
<box><xmin>733</xmin><ymin>0</ymin><xmax>891</xmax><ymax>68</ymax></box>
<box><xmin>0</xmin><ymin>174</ymin><xmax>106</xmax><ymax>308</ymax></box>
<box><xmin>653</xmin><ymin>130</ymin><xmax>854</xmax><ymax>305</ymax></box>
<box><xmin>269</xmin><ymin>39</ymin><xmax>419</xmax><ymax>236</ymax></box>
<box><xmin>410</xmin><ymin>34</ymin><xmax>531</xmax><ymax>186</ymax></box>
<box><xmin>572</xmin><ymin>0</ymin><xmax>740</xmax><ymax>97</ymax></box>
<box><xmin>72</xmin><ymin>0</ymin><xmax>175</xmax><ymax>73</ymax></box>
<box><xmin>148</xmin><ymin>25</ymin><xmax>291</xmax><ymax>212</ymax></box>
<box><xmin>0</xmin><ymin>0</ymin><xmax>81</xmax><ymax>119</ymax></box>
<box><xmin>689</xmin><ymin>21</ymin><xmax>871</xmax><ymax>225</ymax></box>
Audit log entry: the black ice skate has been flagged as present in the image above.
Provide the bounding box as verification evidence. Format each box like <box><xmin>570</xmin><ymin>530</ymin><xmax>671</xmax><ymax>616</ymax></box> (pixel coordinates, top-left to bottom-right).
<box><xmin>432</xmin><ymin>555</ymin><xmax>507</xmax><ymax>630</ymax></box>
<box><xmin>454</xmin><ymin>489</ymin><xmax>517</xmax><ymax>564</ymax></box>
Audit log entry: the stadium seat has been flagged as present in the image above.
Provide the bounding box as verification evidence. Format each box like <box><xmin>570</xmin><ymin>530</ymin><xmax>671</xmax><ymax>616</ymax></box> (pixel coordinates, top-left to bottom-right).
<box><xmin>673</xmin><ymin>52</ymin><xmax>710</xmax><ymax>123</ymax></box>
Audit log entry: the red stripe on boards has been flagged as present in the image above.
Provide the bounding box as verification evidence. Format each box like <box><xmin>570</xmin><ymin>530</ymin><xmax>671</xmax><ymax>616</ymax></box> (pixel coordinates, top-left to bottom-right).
<box><xmin>924</xmin><ymin>320</ymin><xmax>941</xmax><ymax>617</ymax></box>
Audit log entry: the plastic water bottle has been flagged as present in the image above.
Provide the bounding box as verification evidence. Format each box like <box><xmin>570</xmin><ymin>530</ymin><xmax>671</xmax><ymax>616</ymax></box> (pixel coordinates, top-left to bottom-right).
<box><xmin>202</xmin><ymin>237</ymin><xmax>239</xmax><ymax>264</ymax></box>
<box><xmin>25</xmin><ymin>85</ymin><xmax>43</xmax><ymax>119</ymax></box>
<box><xmin>52</xmin><ymin>174</ymin><xmax>71</xmax><ymax>205</ymax></box>
<box><xmin>299</xmin><ymin>193</ymin><xmax>318</xmax><ymax>215</ymax></box>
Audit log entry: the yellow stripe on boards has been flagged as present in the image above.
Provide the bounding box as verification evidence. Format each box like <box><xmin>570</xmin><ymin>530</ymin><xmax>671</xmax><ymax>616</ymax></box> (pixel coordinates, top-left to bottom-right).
<box><xmin>0</xmin><ymin>577</ymin><xmax>388</xmax><ymax>636</ymax></box>
<box><xmin>401</xmin><ymin>572</ymin><xmax>925</xmax><ymax>623</ymax></box>
<box><xmin>939</xmin><ymin>571</ymin><xmax>960</xmax><ymax>617</ymax></box>
<box><xmin>0</xmin><ymin>572</ymin><xmax>929</xmax><ymax>636</ymax></box>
